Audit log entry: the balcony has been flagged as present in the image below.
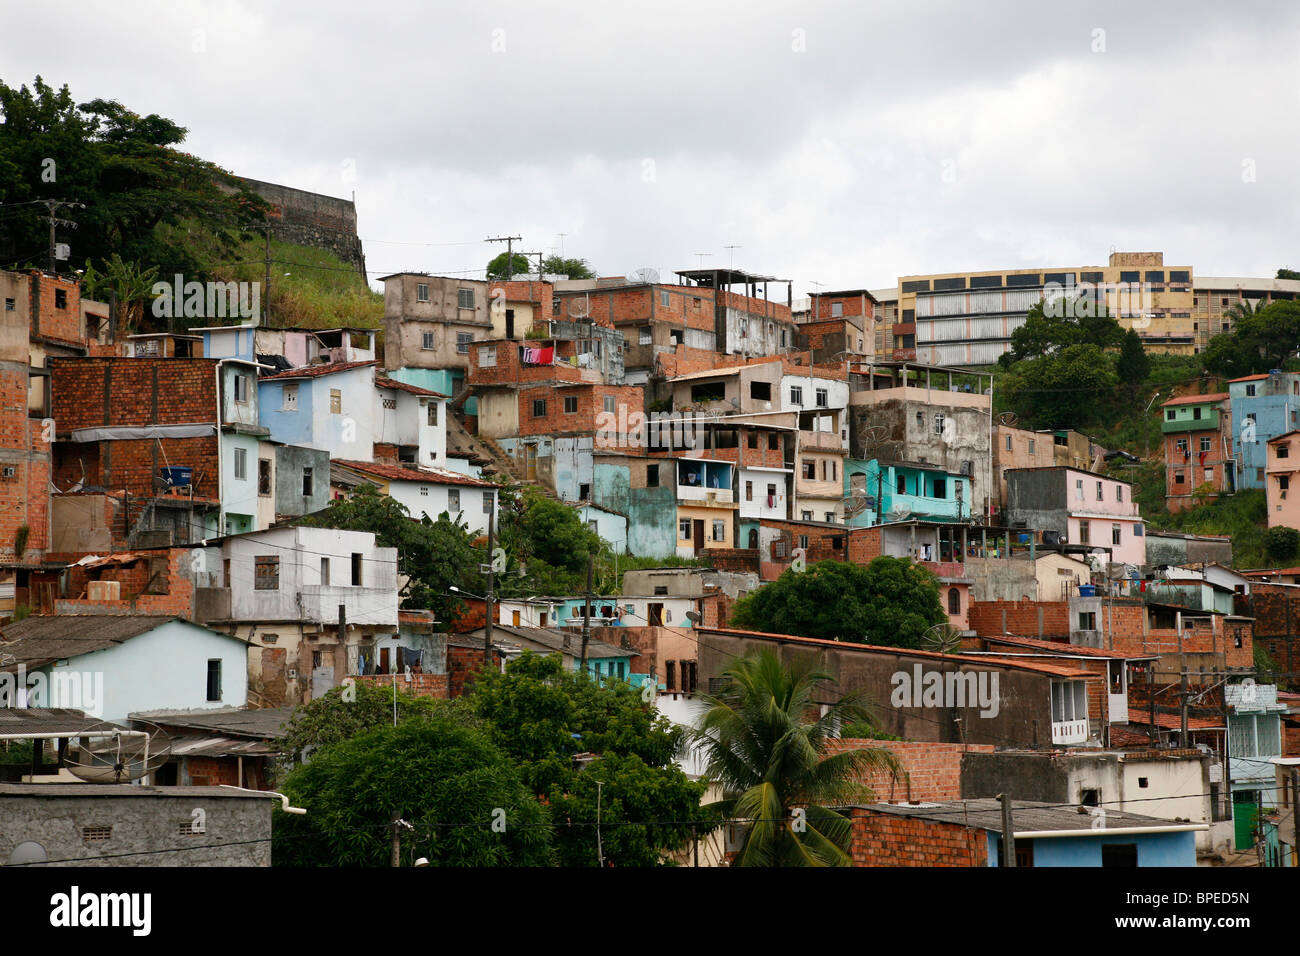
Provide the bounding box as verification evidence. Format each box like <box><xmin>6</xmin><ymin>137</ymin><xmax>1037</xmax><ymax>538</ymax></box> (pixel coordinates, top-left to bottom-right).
<box><xmin>1051</xmin><ymin>719</ymin><xmax>1089</xmax><ymax>745</ymax></box>
<box><xmin>799</xmin><ymin>429</ymin><xmax>844</xmax><ymax>452</ymax></box>
<box><xmin>678</xmin><ymin>460</ymin><xmax>733</xmax><ymax>506</ymax></box>
<box><xmin>301</xmin><ymin>585</ymin><xmax>399</xmax><ymax>626</ymax></box>
<box><xmin>1161</xmin><ymin>410</ymin><xmax>1220</xmax><ymax>433</ymax></box>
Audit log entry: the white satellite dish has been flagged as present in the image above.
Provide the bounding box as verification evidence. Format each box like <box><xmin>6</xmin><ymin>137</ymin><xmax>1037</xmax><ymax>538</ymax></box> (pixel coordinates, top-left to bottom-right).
<box><xmin>626</xmin><ymin>267</ymin><xmax>660</xmax><ymax>285</ymax></box>
<box><xmin>63</xmin><ymin>720</ymin><xmax>173</xmax><ymax>784</ymax></box>
<box><xmin>567</xmin><ymin>296</ymin><xmax>590</xmax><ymax>319</ymax></box>
<box><xmin>886</xmin><ymin>504</ymin><xmax>912</xmax><ymax>522</ymax></box>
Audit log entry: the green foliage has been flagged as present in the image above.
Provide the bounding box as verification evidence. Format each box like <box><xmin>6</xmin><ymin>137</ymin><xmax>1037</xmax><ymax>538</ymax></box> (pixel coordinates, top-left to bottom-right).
<box><xmin>541</xmin><ymin>255</ymin><xmax>596</xmax><ymax>280</ymax></box>
<box><xmin>274</xmin><ymin>715</ymin><xmax>554</xmax><ymax>867</ymax></box>
<box><xmin>297</xmin><ymin>485</ymin><xmax>479</xmax><ymax>618</ymax></box>
<box><xmin>1202</xmin><ymin>300</ymin><xmax>1300</xmax><ymax>379</ymax></box>
<box><xmin>280</xmin><ymin>680</ymin><xmax>470</xmax><ymax>760</ymax></box>
<box><xmin>11</xmin><ymin>604</ymin><xmax>30</xmax><ymax>622</ymax></box>
<box><xmin>1003</xmin><ymin>297</ymin><xmax>1125</xmax><ymax>363</ymax></box>
<box><xmin>840</xmin><ymin>721</ymin><xmax>903</xmax><ymax>741</ymax></box>
<box><xmin>80</xmin><ymin>254</ymin><xmax>159</xmax><ymax>334</ymax></box>
<box><xmin>494</xmin><ymin>487</ymin><xmax>602</xmax><ymax>597</ymax></box>
<box><xmin>1116</xmin><ymin>329</ymin><xmax>1151</xmax><ymax>386</ymax></box>
<box><xmin>1143</xmin><ymin>489</ymin><xmax>1269</xmax><ymax>569</ymax></box>
<box><xmin>468</xmin><ymin>652</ymin><xmax>708</xmax><ymax>866</ymax></box>
<box><xmin>1264</xmin><ymin>526</ymin><xmax>1300</xmax><ymax>564</ymax></box>
<box><xmin>998</xmin><ymin>343</ymin><xmax>1118</xmax><ymax>431</ymax></box>
<box><xmin>1278</xmin><ymin>268</ymin><xmax>1300</xmax><ymax>281</ymax></box>
<box><xmin>690</xmin><ymin>649</ymin><xmax>904</xmax><ymax>866</ymax></box>
<box><xmin>485</xmin><ymin>251</ymin><xmax>531</xmax><ymax>280</ymax></box>
<box><xmin>0</xmin><ymin>75</ymin><xmax>268</xmax><ymax>279</ymax></box>
<box><xmin>1254</xmin><ymin>642</ymin><xmax>1281</xmax><ymax>682</ymax></box>
<box><xmin>0</xmin><ymin>741</ymin><xmax>34</xmax><ymax>765</ymax></box>
<box><xmin>727</xmin><ymin>557</ymin><xmax>946</xmax><ymax>648</ymax></box>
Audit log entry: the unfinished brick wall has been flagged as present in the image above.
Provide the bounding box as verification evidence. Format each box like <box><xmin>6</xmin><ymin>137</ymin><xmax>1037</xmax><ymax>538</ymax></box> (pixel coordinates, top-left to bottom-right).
<box><xmin>848</xmin><ymin>807</ymin><xmax>988</xmax><ymax>866</ymax></box>
<box><xmin>515</xmin><ymin>383</ymin><xmax>644</xmax><ymax>440</ymax></box>
<box><xmin>354</xmin><ymin>673</ymin><xmax>448</xmax><ymax>699</ymax></box>
<box><xmin>56</xmin><ymin>548</ymin><xmax>196</xmax><ymax>616</ymax></box>
<box><xmin>446</xmin><ymin>644</ymin><xmax>491</xmax><ymax>698</ymax></box>
<box><xmin>969</xmin><ymin>600</ymin><xmax>1071</xmax><ymax>639</ymax></box>
<box><xmin>28</xmin><ymin>272</ymin><xmax>85</xmax><ymax>344</ymax></box>
<box><xmin>825</xmin><ymin>739</ymin><xmax>996</xmax><ymax>802</ymax></box>
<box><xmin>0</xmin><ymin>361</ymin><xmax>51</xmax><ymax>560</ymax></box>
<box><xmin>846</xmin><ymin>526</ymin><xmax>884</xmax><ymax>565</ymax></box>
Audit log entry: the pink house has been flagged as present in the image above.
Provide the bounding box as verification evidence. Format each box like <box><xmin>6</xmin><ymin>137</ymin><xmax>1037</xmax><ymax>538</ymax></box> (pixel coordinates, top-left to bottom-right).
<box><xmin>1004</xmin><ymin>466</ymin><xmax>1146</xmax><ymax>568</ymax></box>
<box><xmin>1266</xmin><ymin>430</ymin><xmax>1300</xmax><ymax>529</ymax></box>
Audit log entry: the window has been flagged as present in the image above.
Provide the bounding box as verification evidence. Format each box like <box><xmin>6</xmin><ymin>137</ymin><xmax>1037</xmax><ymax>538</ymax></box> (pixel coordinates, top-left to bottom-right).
<box><xmin>532</xmin><ymin>399</ymin><xmax>547</xmax><ymax>417</ymax></box>
<box><xmin>639</xmin><ymin>327</ymin><xmax>652</xmax><ymax>345</ymax></box>
<box><xmin>478</xmin><ymin>345</ymin><xmax>497</xmax><ymax>367</ymax></box>
<box><xmin>1117</xmin><ymin>485</ymin><xmax>1123</xmax><ymax>502</ymax></box>
<box><xmin>1174</xmin><ymin>470</ymin><xmax>1185</xmax><ymax>485</ymax></box>
<box><xmin>1166</xmin><ymin>409</ymin><xmax>1175</xmax><ymax>421</ymax></box>
<box><xmin>282</xmin><ymin>384</ymin><xmax>298</xmax><ymax>410</ymax></box>
<box><xmin>330</xmin><ymin>389</ymin><xmax>342</xmax><ymax>414</ymax></box>
<box><xmin>258</xmin><ymin>458</ymin><xmax>272</xmax><ymax>496</ymax></box>
<box><xmin>1112</xmin><ymin>524</ymin><xmax>1122</xmax><ymax>545</ymax></box>
<box><xmin>948</xmin><ymin>588</ymin><xmax>961</xmax><ymax>614</ymax></box>
<box><xmin>1279</xmin><ymin>443</ymin><xmax>1290</xmax><ymax>460</ymax></box>
<box><xmin>1101</xmin><ymin>844</ymin><xmax>1138</xmax><ymax>867</ymax></box>
<box><xmin>1193</xmin><ymin>407</ymin><xmax>1202</xmax><ymax>420</ymax></box>
<box><xmin>934</xmin><ymin>413</ymin><xmax>945</xmax><ymax>435</ymax></box>
<box><xmin>448</xmin><ymin>489</ymin><xmax>460</xmax><ymax>512</ymax></box>
<box><xmin>646</xmin><ymin>464</ymin><xmax>659</xmax><ymax>487</ymax></box>
<box><xmin>1200</xmin><ymin>436</ymin><xmax>1212</xmax><ymax>453</ymax></box>
<box><xmin>422</xmin><ymin>331</ymin><xmax>435</xmax><ymax>350</ymax></box>
<box><xmin>831</xmin><ymin>301</ymin><xmax>843</xmax><ymax>317</ymax></box>
<box><xmin>417</xmin><ymin>282</ymin><xmax>429</xmax><ymax>301</ymax></box>
<box><xmin>233</xmin><ymin>373</ymin><xmax>248</xmax><ymax>403</ymax></box>
<box><xmin>254</xmin><ymin>555</ymin><xmax>279</xmax><ymax>590</ymax></box>
<box><xmin>3</xmin><ymin>298</ymin><xmax>13</xmax><ymax>312</ymax></box>
<box><xmin>1079</xmin><ymin>521</ymin><xmax>1090</xmax><ymax>545</ymax></box>
<box><xmin>801</xmin><ymin>510</ymin><xmax>813</xmax><ymax>521</ymax></box>
<box><xmin>769</xmin><ymin>433</ymin><xmax>779</xmax><ymax>450</ymax></box>
<box><xmin>484</xmin><ymin>491</ymin><xmax>494</xmax><ymax>513</ymax></box>
<box><xmin>603</xmin><ymin>395</ymin><xmax>616</xmax><ymax>414</ymax></box>
<box><xmin>745</xmin><ymin>480</ymin><xmax>753</xmax><ymax>501</ymax></box>
<box><xmin>351</xmin><ymin>553</ymin><xmax>363</xmax><ymax>586</ymax></box>
<box><xmin>679</xmin><ymin>519</ymin><xmax>692</xmax><ymax>540</ymax></box>
<box><xmin>933</xmin><ymin>477</ymin><xmax>946</xmax><ymax>499</ymax></box>
<box><xmin>233</xmin><ymin>447</ymin><xmax>248</xmax><ymax>481</ymax></box>
<box><xmin>790</xmin><ymin>385</ymin><xmax>804</xmax><ymax>406</ymax></box>
<box><xmin>1096</xmin><ymin>481</ymin><xmax>1103</xmax><ymax>501</ymax></box>
<box><xmin>458</xmin><ymin>288</ymin><xmax>475</xmax><ymax>309</ymax></box>
<box><xmin>1204</xmin><ymin>467</ymin><xmax>1213</xmax><ymax>482</ymax></box>
<box><xmin>563</xmin><ymin>395</ymin><xmax>578</xmax><ymax>414</ymax></box>
<box><xmin>1006</xmin><ymin>434</ymin><xmax>1012</xmax><ymax>451</ymax></box>
<box><xmin>802</xmin><ymin>460</ymin><xmax>816</xmax><ymax>480</ymax></box>
<box><xmin>815</xmin><ymin>388</ymin><xmax>828</xmax><ymax>408</ymax></box>
<box><xmin>798</xmin><ymin>534</ymin><xmax>809</xmax><ymax>550</ymax></box>
<box><xmin>897</xmin><ymin>473</ymin><xmax>907</xmax><ymax>494</ymax></box>
<box><xmin>826</xmin><ymin>511</ymin><xmax>835</xmax><ymax>523</ymax></box>
<box><xmin>302</xmin><ymin>467</ymin><xmax>313</xmax><ymax>497</ymax></box>
<box><xmin>1028</xmin><ymin>439</ymin><xmax>1036</xmax><ymax>455</ymax></box>
<box><xmin>427</xmin><ymin>402</ymin><xmax>439</xmax><ymax>426</ymax></box>
<box><xmin>419</xmin><ymin>486</ymin><xmax>428</xmax><ymax>496</ymax></box>
<box><xmin>747</xmin><ymin>432</ymin><xmax>758</xmax><ymax>449</ymax></box>
<box><xmin>456</xmin><ymin>332</ymin><xmax>472</xmax><ymax>354</ymax></box>
<box><xmin>712</xmin><ymin>519</ymin><xmax>725</xmax><ymax>542</ymax></box>
<box><xmin>320</xmin><ymin>557</ymin><xmax>330</xmax><ymax>586</ymax></box>
<box><xmin>1079</xmin><ymin>611</ymin><xmax>1097</xmax><ymax>630</ymax></box>
<box><xmin>55</xmin><ymin>289</ymin><xmax>67</xmax><ymax>309</ymax></box>
<box><xmin>750</xmin><ymin>381</ymin><xmax>771</xmax><ymax>401</ymax></box>
<box><xmin>206</xmin><ymin>660</ymin><xmax>222</xmax><ymax>702</ymax></box>
<box><xmin>661</xmin><ymin>290</ymin><xmax>671</xmax><ymax>308</ymax></box>
<box><xmin>1075</xmin><ymin>478</ymin><xmax>1083</xmax><ymax>500</ymax></box>
<box><xmin>1246</xmin><ymin>383</ymin><xmax>1256</xmax><ymax>396</ymax></box>
<box><xmin>1176</xmin><ymin>438</ymin><xmax>1188</xmax><ymax>454</ymax></box>
<box><xmin>916</xmin><ymin>411</ymin><xmax>924</xmax><ymax>430</ymax></box>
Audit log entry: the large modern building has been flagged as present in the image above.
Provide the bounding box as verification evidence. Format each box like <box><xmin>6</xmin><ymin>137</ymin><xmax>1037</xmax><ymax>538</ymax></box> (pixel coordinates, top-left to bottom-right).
<box><xmin>894</xmin><ymin>252</ymin><xmax>1195</xmax><ymax>366</ymax></box>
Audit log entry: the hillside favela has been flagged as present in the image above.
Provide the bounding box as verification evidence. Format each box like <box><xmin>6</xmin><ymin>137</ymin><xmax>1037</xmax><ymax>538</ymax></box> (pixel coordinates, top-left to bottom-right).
<box><xmin>0</xmin><ymin>15</ymin><xmax>1296</xmax><ymax>890</ymax></box>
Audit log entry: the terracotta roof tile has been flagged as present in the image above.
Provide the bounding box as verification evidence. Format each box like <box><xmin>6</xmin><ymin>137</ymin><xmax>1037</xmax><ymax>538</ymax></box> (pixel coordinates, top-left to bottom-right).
<box><xmin>262</xmin><ymin>360</ymin><xmax>376</xmax><ymax>380</ymax></box>
<box><xmin>333</xmin><ymin>459</ymin><xmax>497</xmax><ymax>488</ymax></box>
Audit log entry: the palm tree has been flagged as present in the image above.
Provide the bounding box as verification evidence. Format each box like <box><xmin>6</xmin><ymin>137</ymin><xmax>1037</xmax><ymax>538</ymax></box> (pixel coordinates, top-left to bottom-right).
<box><xmin>689</xmin><ymin>648</ymin><xmax>904</xmax><ymax>866</ymax></box>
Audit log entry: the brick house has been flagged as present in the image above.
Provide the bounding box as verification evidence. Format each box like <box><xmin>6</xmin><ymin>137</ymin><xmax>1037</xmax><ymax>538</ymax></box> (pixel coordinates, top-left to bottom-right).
<box><xmin>1159</xmin><ymin>392</ymin><xmax>1233</xmax><ymax>511</ymax></box>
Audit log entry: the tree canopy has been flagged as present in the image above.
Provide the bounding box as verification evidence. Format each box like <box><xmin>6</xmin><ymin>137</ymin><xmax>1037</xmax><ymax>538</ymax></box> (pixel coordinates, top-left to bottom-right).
<box><xmin>1003</xmin><ymin>297</ymin><xmax>1126</xmax><ymax>363</ymax></box>
<box><xmin>485</xmin><ymin>251</ymin><xmax>532</xmax><ymax>280</ymax></box>
<box><xmin>0</xmin><ymin>75</ymin><xmax>268</xmax><ymax>279</ymax></box>
<box><xmin>1201</xmin><ymin>300</ymin><xmax>1300</xmax><ymax>379</ymax></box>
<box><xmin>727</xmin><ymin>557</ymin><xmax>947</xmax><ymax>648</ymax></box>
<box><xmin>541</xmin><ymin>254</ymin><xmax>596</xmax><ymax>279</ymax></box>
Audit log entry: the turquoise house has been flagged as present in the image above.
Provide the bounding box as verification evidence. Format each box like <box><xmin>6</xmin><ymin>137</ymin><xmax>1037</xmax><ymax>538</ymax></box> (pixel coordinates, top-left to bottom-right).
<box><xmin>844</xmin><ymin>458</ymin><xmax>972</xmax><ymax>527</ymax></box>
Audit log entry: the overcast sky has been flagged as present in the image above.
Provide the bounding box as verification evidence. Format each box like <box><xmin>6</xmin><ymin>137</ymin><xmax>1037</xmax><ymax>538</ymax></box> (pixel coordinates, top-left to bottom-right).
<box><xmin>8</xmin><ymin>0</ymin><xmax>1300</xmax><ymax>293</ymax></box>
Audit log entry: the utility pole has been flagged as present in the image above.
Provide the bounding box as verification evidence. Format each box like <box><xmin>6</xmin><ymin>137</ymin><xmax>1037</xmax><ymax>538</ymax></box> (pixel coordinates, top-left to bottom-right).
<box><xmin>1179</xmin><ymin>668</ymin><xmax>1190</xmax><ymax>748</ymax></box>
<box><xmin>595</xmin><ymin>779</ymin><xmax>605</xmax><ymax>867</ymax></box>
<box><xmin>486</xmin><ymin>235</ymin><xmax>523</xmax><ymax>281</ymax></box>
<box><xmin>41</xmin><ymin>199</ymin><xmax>83</xmax><ymax>275</ymax></box>
<box><xmin>998</xmin><ymin>792</ymin><xmax>1016</xmax><ymax>867</ymax></box>
<box><xmin>580</xmin><ymin>552</ymin><xmax>593</xmax><ymax>672</ymax></box>
<box><xmin>483</xmin><ymin>491</ymin><xmax>497</xmax><ymax>667</ymax></box>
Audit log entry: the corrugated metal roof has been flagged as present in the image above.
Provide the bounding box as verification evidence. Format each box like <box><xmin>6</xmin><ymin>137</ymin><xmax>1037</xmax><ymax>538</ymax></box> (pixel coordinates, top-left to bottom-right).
<box><xmin>856</xmin><ymin>798</ymin><xmax>1202</xmax><ymax>834</ymax></box>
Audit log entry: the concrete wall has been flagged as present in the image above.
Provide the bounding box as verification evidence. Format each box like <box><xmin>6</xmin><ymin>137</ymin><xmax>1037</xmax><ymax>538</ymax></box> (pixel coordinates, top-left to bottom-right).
<box><xmin>273</xmin><ymin>444</ymin><xmax>330</xmax><ymax>516</ymax></box>
<box><xmin>593</xmin><ymin>458</ymin><xmax>677</xmax><ymax>558</ymax></box>
<box><xmin>0</xmin><ymin>786</ymin><xmax>272</xmax><ymax>866</ymax></box>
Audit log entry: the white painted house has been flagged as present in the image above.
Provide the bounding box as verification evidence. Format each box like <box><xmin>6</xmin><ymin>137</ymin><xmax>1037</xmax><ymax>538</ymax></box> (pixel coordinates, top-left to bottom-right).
<box><xmin>258</xmin><ymin>361</ymin><xmax>378</xmax><ymax>463</ymax></box>
<box><xmin>331</xmin><ymin>460</ymin><xmax>499</xmax><ymax>537</ymax></box>
<box><xmin>0</xmin><ymin>615</ymin><xmax>249</xmax><ymax>725</ymax></box>
<box><xmin>738</xmin><ymin>465</ymin><xmax>792</xmax><ymax>519</ymax></box>
<box><xmin>374</xmin><ymin>376</ymin><xmax>448</xmax><ymax>470</ymax></box>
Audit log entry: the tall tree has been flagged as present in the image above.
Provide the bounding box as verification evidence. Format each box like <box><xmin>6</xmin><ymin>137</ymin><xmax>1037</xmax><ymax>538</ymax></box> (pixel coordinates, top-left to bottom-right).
<box><xmin>485</xmin><ymin>251</ymin><xmax>531</xmax><ymax>280</ymax></box>
<box><xmin>1116</xmin><ymin>328</ymin><xmax>1150</xmax><ymax>388</ymax></box>
<box><xmin>541</xmin><ymin>254</ymin><xmax>596</xmax><ymax>279</ymax></box>
<box><xmin>1203</xmin><ymin>300</ymin><xmax>1300</xmax><ymax>379</ymax></box>
<box><xmin>1003</xmin><ymin>297</ymin><xmax>1125</xmax><ymax>363</ymax></box>
<box><xmin>727</xmin><ymin>557</ymin><xmax>946</xmax><ymax>649</ymax></box>
<box><xmin>999</xmin><ymin>343</ymin><xmax>1119</xmax><ymax>431</ymax></box>
<box><xmin>690</xmin><ymin>649</ymin><xmax>903</xmax><ymax>866</ymax></box>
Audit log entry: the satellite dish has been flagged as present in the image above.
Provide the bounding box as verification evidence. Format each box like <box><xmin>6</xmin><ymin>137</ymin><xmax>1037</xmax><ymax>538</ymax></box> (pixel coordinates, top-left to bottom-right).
<box><xmin>63</xmin><ymin>720</ymin><xmax>173</xmax><ymax>784</ymax></box>
<box><xmin>921</xmin><ymin>623</ymin><xmax>963</xmax><ymax>655</ymax></box>
<box><xmin>567</xmin><ymin>297</ymin><xmax>589</xmax><ymax>318</ymax></box>
<box><xmin>841</xmin><ymin>495</ymin><xmax>869</xmax><ymax>518</ymax></box>
<box><xmin>886</xmin><ymin>504</ymin><xmax>912</xmax><ymax>522</ymax></box>
<box><xmin>626</xmin><ymin>267</ymin><xmax>660</xmax><ymax>285</ymax></box>
<box><xmin>997</xmin><ymin>411</ymin><xmax>1018</xmax><ymax>427</ymax></box>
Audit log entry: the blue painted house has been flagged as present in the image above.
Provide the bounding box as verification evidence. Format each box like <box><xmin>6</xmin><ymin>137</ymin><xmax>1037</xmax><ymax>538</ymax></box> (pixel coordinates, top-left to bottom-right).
<box><xmin>1228</xmin><ymin>371</ymin><xmax>1300</xmax><ymax>490</ymax></box>
<box><xmin>844</xmin><ymin>458</ymin><xmax>972</xmax><ymax>527</ymax></box>
<box><xmin>853</xmin><ymin>799</ymin><xmax>1202</xmax><ymax>867</ymax></box>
